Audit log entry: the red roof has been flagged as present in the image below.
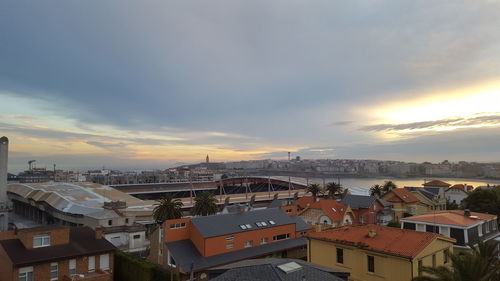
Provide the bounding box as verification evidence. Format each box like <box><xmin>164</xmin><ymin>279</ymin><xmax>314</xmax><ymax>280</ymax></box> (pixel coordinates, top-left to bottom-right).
<box><xmin>402</xmin><ymin>210</ymin><xmax>497</xmax><ymax>227</ymax></box>
<box><xmin>422</xmin><ymin>180</ymin><xmax>451</xmax><ymax>187</ymax></box>
<box><xmin>385</xmin><ymin>188</ymin><xmax>419</xmax><ymax>203</ymax></box>
<box><xmin>307</xmin><ymin>199</ymin><xmax>350</xmax><ymax>223</ymax></box>
<box><xmin>448</xmin><ymin>184</ymin><xmax>473</xmax><ymax>192</ymax></box>
<box><xmin>307</xmin><ymin>224</ymin><xmax>455</xmax><ymax>259</ymax></box>
<box><xmin>297</xmin><ymin>196</ymin><xmax>316</xmax><ymax>209</ymax></box>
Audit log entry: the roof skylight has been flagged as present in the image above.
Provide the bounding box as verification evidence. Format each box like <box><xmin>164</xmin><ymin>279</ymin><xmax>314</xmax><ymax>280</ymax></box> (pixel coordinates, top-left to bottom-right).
<box><xmin>277</xmin><ymin>262</ymin><xmax>302</xmax><ymax>273</ymax></box>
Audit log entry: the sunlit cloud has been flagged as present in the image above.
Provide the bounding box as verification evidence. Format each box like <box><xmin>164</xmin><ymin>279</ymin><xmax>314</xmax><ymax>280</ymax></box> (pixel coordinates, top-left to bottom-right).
<box><xmin>361</xmin><ymin>82</ymin><xmax>500</xmax><ymax>137</ymax></box>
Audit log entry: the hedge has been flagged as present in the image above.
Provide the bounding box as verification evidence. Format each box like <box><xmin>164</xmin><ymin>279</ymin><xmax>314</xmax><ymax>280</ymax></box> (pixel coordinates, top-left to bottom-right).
<box><xmin>114</xmin><ymin>250</ymin><xmax>178</xmax><ymax>281</ymax></box>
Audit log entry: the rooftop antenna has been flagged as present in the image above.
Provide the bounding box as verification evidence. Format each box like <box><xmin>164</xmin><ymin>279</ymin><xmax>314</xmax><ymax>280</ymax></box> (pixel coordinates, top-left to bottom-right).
<box><xmin>288</xmin><ymin>152</ymin><xmax>291</xmax><ymax>161</ymax></box>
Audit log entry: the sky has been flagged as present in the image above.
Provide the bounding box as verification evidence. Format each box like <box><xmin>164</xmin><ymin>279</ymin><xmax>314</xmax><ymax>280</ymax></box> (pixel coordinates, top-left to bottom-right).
<box><xmin>1</xmin><ymin>1</ymin><xmax>500</xmax><ymax>172</ymax></box>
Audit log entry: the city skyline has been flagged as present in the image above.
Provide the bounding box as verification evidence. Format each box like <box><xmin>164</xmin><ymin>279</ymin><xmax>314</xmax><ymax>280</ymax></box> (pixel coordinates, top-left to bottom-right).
<box><xmin>2</xmin><ymin>1</ymin><xmax>500</xmax><ymax>172</ymax></box>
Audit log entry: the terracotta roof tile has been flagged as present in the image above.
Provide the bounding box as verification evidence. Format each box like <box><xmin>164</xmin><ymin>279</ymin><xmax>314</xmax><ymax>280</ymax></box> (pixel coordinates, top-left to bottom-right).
<box><xmin>387</xmin><ymin>188</ymin><xmax>419</xmax><ymax>203</ymax></box>
<box><xmin>307</xmin><ymin>200</ymin><xmax>349</xmax><ymax>223</ymax></box>
<box><xmin>297</xmin><ymin>196</ymin><xmax>316</xmax><ymax>209</ymax></box>
<box><xmin>402</xmin><ymin>210</ymin><xmax>497</xmax><ymax>227</ymax></box>
<box><xmin>422</xmin><ymin>180</ymin><xmax>451</xmax><ymax>187</ymax></box>
<box><xmin>307</xmin><ymin>225</ymin><xmax>454</xmax><ymax>259</ymax></box>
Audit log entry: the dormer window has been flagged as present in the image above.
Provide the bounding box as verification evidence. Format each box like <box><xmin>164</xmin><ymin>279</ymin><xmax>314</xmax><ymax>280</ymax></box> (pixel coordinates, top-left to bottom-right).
<box><xmin>33</xmin><ymin>234</ymin><xmax>50</xmax><ymax>248</ymax></box>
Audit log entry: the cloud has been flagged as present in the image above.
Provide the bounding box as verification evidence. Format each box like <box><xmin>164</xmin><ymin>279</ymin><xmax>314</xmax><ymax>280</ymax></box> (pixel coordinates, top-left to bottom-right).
<box><xmin>327</xmin><ymin>121</ymin><xmax>353</xmax><ymax>127</ymax></box>
<box><xmin>361</xmin><ymin>113</ymin><xmax>500</xmax><ymax>132</ymax></box>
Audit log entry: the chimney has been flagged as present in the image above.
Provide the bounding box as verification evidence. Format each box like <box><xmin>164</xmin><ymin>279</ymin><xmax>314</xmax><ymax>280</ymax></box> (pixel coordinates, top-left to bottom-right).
<box><xmin>367</xmin><ymin>229</ymin><xmax>377</xmax><ymax>238</ymax></box>
<box><xmin>464</xmin><ymin>209</ymin><xmax>471</xmax><ymax>217</ymax></box>
<box><xmin>95</xmin><ymin>227</ymin><xmax>103</xmax><ymax>240</ymax></box>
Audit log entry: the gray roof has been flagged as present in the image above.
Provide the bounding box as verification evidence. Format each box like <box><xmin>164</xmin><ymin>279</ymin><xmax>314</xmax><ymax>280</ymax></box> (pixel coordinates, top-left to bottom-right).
<box><xmin>191</xmin><ymin>208</ymin><xmax>301</xmax><ymax>238</ymax></box>
<box><xmin>268</xmin><ymin>199</ymin><xmax>295</xmax><ymax>208</ymax></box>
<box><xmin>405</xmin><ymin>187</ymin><xmax>438</xmax><ymax>202</ymax></box>
<box><xmin>166</xmin><ymin>237</ymin><xmax>307</xmax><ymax>272</ymax></box>
<box><xmin>208</xmin><ymin>258</ymin><xmax>349</xmax><ymax>281</ymax></box>
<box><xmin>340</xmin><ymin>194</ymin><xmax>377</xmax><ymax>209</ymax></box>
<box><xmin>290</xmin><ymin>216</ymin><xmax>311</xmax><ymax>232</ymax></box>
<box><xmin>378</xmin><ymin>199</ymin><xmax>392</xmax><ymax>207</ymax></box>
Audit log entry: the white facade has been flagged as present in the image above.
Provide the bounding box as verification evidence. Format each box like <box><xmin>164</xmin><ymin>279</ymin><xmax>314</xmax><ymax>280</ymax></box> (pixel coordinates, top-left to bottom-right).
<box><xmin>445</xmin><ymin>189</ymin><xmax>468</xmax><ymax>205</ymax></box>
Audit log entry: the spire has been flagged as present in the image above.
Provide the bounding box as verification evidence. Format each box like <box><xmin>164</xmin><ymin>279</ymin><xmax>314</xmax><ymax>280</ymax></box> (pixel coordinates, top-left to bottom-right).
<box><xmin>206</xmin><ymin>154</ymin><xmax>209</xmax><ymax>163</ymax></box>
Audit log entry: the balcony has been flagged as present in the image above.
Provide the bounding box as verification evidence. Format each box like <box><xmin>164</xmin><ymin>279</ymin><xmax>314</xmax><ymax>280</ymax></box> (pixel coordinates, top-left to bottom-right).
<box><xmin>62</xmin><ymin>270</ymin><xmax>112</xmax><ymax>281</ymax></box>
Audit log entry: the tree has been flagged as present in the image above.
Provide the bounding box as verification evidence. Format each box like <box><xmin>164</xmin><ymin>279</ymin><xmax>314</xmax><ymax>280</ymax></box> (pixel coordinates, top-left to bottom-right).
<box><xmin>153</xmin><ymin>194</ymin><xmax>183</xmax><ymax>225</ymax></box>
<box><xmin>462</xmin><ymin>187</ymin><xmax>500</xmax><ymax>218</ymax></box>
<box><xmin>307</xmin><ymin>183</ymin><xmax>322</xmax><ymax>200</ymax></box>
<box><xmin>325</xmin><ymin>182</ymin><xmax>343</xmax><ymax>199</ymax></box>
<box><xmin>192</xmin><ymin>191</ymin><xmax>218</xmax><ymax>216</ymax></box>
<box><xmin>382</xmin><ymin>181</ymin><xmax>397</xmax><ymax>193</ymax></box>
<box><xmin>412</xmin><ymin>240</ymin><xmax>500</xmax><ymax>281</ymax></box>
<box><xmin>370</xmin><ymin>184</ymin><xmax>383</xmax><ymax>197</ymax></box>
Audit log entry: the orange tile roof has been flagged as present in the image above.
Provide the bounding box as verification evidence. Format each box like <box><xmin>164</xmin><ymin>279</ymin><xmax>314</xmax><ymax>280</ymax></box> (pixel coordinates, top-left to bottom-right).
<box><xmin>386</xmin><ymin>188</ymin><xmax>419</xmax><ymax>203</ymax></box>
<box><xmin>448</xmin><ymin>184</ymin><xmax>473</xmax><ymax>192</ymax></box>
<box><xmin>422</xmin><ymin>180</ymin><xmax>451</xmax><ymax>187</ymax></box>
<box><xmin>297</xmin><ymin>196</ymin><xmax>316</xmax><ymax>209</ymax></box>
<box><xmin>307</xmin><ymin>199</ymin><xmax>349</xmax><ymax>222</ymax></box>
<box><xmin>402</xmin><ymin>210</ymin><xmax>497</xmax><ymax>227</ymax></box>
<box><xmin>307</xmin><ymin>224</ymin><xmax>454</xmax><ymax>259</ymax></box>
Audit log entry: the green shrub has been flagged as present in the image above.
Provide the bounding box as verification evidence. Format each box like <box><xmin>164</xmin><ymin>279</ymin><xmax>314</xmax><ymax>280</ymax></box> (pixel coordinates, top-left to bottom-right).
<box><xmin>114</xmin><ymin>250</ymin><xmax>177</xmax><ymax>281</ymax></box>
<box><xmin>386</xmin><ymin>220</ymin><xmax>401</xmax><ymax>228</ymax></box>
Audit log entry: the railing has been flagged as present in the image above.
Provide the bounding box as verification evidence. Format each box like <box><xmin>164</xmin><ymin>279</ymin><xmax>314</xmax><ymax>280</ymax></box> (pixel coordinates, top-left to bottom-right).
<box><xmin>62</xmin><ymin>270</ymin><xmax>112</xmax><ymax>281</ymax></box>
<box><xmin>0</xmin><ymin>202</ymin><xmax>12</xmax><ymax>211</ymax></box>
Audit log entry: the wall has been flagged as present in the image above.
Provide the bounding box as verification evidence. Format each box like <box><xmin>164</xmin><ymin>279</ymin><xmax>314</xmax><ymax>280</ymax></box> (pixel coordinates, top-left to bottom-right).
<box><xmin>412</xmin><ymin>239</ymin><xmax>453</xmax><ymax>277</ymax></box>
<box><xmin>0</xmin><ymin>246</ymin><xmax>14</xmax><ymax>281</ymax></box>
<box><xmin>203</xmin><ymin>223</ymin><xmax>296</xmax><ymax>257</ymax></box>
<box><xmin>309</xmin><ymin>238</ymin><xmax>413</xmax><ymax>281</ymax></box>
<box><xmin>18</xmin><ymin>227</ymin><xmax>69</xmax><ymax>249</ymax></box>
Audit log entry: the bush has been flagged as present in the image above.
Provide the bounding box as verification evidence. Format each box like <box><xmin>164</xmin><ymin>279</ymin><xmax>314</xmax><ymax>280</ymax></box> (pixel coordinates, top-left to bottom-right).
<box><xmin>386</xmin><ymin>220</ymin><xmax>401</xmax><ymax>228</ymax></box>
<box><xmin>114</xmin><ymin>250</ymin><xmax>178</xmax><ymax>281</ymax></box>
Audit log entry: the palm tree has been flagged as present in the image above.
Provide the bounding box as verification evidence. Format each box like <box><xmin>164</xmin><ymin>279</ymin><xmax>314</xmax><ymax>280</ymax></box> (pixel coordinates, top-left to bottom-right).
<box><xmin>370</xmin><ymin>184</ymin><xmax>383</xmax><ymax>197</ymax></box>
<box><xmin>325</xmin><ymin>182</ymin><xmax>343</xmax><ymax>199</ymax></box>
<box><xmin>192</xmin><ymin>191</ymin><xmax>218</xmax><ymax>216</ymax></box>
<box><xmin>412</xmin><ymin>240</ymin><xmax>500</xmax><ymax>281</ymax></box>
<box><xmin>307</xmin><ymin>183</ymin><xmax>322</xmax><ymax>200</ymax></box>
<box><xmin>153</xmin><ymin>194</ymin><xmax>183</xmax><ymax>225</ymax></box>
<box><xmin>382</xmin><ymin>180</ymin><xmax>397</xmax><ymax>193</ymax></box>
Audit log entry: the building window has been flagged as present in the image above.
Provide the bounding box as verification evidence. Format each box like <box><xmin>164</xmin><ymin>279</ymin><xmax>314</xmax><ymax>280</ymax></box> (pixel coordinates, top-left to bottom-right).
<box><xmin>226</xmin><ymin>235</ymin><xmax>234</xmax><ymax>241</ymax></box>
<box><xmin>432</xmin><ymin>254</ymin><xmax>436</xmax><ymax>267</ymax></box>
<box><xmin>367</xmin><ymin>255</ymin><xmax>375</xmax><ymax>273</ymax></box>
<box><xmin>273</xmin><ymin>234</ymin><xmax>290</xmax><ymax>241</ymax></box>
<box><xmin>100</xmin><ymin>254</ymin><xmax>110</xmax><ymax>270</ymax></box>
<box><xmin>108</xmin><ymin>220</ymin><xmax>112</xmax><ymax>226</ymax></box>
<box><xmin>268</xmin><ymin>220</ymin><xmax>276</xmax><ymax>225</ymax></box>
<box><xmin>226</xmin><ymin>243</ymin><xmax>234</xmax><ymax>249</ymax></box>
<box><xmin>33</xmin><ymin>233</ymin><xmax>51</xmax><ymax>248</ymax></box>
<box><xmin>360</xmin><ymin>215</ymin><xmax>365</xmax><ymax>224</ymax></box>
<box><xmin>167</xmin><ymin>251</ymin><xmax>177</xmax><ymax>267</ymax></box>
<box><xmin>244</xmin><ymin>241</ymin><xmax>253</xmax><ymax>248</ymax></box>
<box><xmin>133</xmin><ymin>234</ymin><xmax>141</xmax><ymax>239</ymax></box>
<box><xmin>169</xmin><ymin>222</ymin><xmax>186</xmax><ymax>229</ymax></box>
<box><xmin>88</xmin><ymin>256</ymin><xmax>96</xmax><ymax>272</ymax></box>
<box><xmin>69</xmin><ymin>259</ymin><xmax>76</xmax><ymax>276</ymax></box>
<box><xmin>125</xmin><ymin>218</ymin><xmax>129</xmax><ymax>224</ymax></box>
<box><xmin>50</xmin><ymin>262</ymin><xmax>58</xmax><ymax>280</ymax></box>
<box><xmin>418</xmin><ymin>260</ymin><xmax>423</xmax><ymax>276</ymax></box>
<box><xmin>285</xmin><ymin>209</ymin><xmax>292</xmax><ymax>213</ymax></box>
<box><xmin>444</xmin><ymin>249</ymin><xmax>450</xmax><ymax>264</ymax></box>
<box><xmin>336</xmin><ymin>248</ymin><xmax>344</xmax><ymax>264</ymax></box>
<box><xmin>260</xmin><ymin>237</ymin><xmax>268</xmax><ymax>244</ymax></box>
<box><xmin>18</xmin><ymin>266</ymin><xmax>33</xmax><ymax>281</ymax></box>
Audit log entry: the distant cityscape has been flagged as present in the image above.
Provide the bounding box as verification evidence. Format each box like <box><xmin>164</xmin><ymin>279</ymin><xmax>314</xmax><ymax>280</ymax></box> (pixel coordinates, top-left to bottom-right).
<box><xmin>9</xmin><ymin>156</ymin><xmax>500</xmax><ymax>185</ymax></box>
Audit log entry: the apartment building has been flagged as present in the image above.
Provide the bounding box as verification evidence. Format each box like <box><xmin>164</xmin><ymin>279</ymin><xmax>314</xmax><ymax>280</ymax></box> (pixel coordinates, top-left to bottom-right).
<box><xmin>401</xmin><ymin>210</ymin><xmax>499</xmax><ymax>251</ymax></box>
<box><xmin>307</xmin><ymin>225</ymin><xmax>455</xmax><ymax>281</ymax></box>
<box><xmin>0</xmin><ymin>226</ymin><xmax>116</xmax><ymax>281</ymax></box>
<box><xmin>148</xmin><ymin>208</ymin><xmax>310</xmax><ymax>278</ymax></box>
